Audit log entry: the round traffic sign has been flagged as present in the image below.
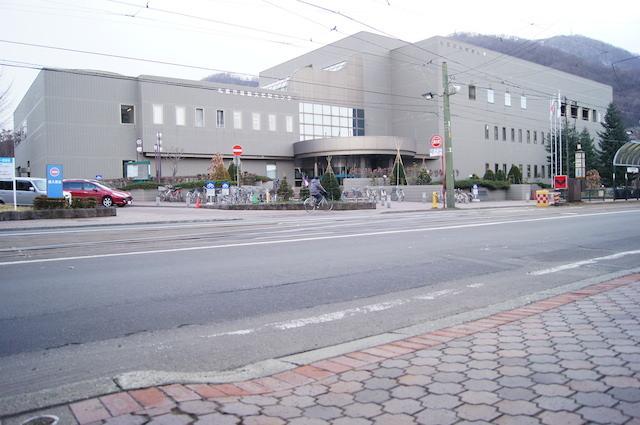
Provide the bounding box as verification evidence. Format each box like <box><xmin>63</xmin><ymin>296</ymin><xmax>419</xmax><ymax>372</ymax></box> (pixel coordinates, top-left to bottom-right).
<box><xmin>232</xmin><ymin>145</ymin><xmax>243</xmax><ymax>156</ymax></box>
<box><xmin>49</xmin><ymin>167</ymin><xmax>60</xmax><ymax>177</ymax></box>
<box><xmin>430</xmin><ymin>135</ymin><xmax>443</xmax><ymax>149</ymax></box>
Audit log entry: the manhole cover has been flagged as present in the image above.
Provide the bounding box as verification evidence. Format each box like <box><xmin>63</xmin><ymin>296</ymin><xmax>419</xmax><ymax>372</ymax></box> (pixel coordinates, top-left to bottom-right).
<box><xmin>20</xmin><ymin>415</ymin><xmax>59</xmax><ymax>425</ymax></box>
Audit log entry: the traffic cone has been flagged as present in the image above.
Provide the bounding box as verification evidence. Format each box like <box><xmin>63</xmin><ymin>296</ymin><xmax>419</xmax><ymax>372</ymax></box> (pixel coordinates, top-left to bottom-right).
<box><xmin>195</xmin><ymin>196</ymin><xmax>201</xmax><ymax>209</ymax></box>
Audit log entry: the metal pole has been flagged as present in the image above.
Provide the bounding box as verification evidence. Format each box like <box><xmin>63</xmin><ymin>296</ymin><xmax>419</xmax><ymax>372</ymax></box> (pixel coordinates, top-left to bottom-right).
<box><xmin>442</xmin><ymin>62</ymin><xmax>455</xmax><ymax>209</ymax></box>
<box><xmin>558</xmin><ymin>92</ymin><xmax>563</xmax><ymax>176</ymax></box>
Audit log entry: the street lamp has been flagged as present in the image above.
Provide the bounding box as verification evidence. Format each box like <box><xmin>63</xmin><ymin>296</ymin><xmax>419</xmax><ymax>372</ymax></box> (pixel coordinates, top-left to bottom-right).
<box><xmin>575</xmin><ymin>143</ymin><xmax>585</xmax><ymax>179</ymax></box>
<box><xmin>135</xmin><ymin>138</ymin><xmax>143</xmax><ymax>161</ymax></box>
<box><xmin>154</xmin><ymin>132</ymin><xmax>163</xmax><ymax>182</ymax></box>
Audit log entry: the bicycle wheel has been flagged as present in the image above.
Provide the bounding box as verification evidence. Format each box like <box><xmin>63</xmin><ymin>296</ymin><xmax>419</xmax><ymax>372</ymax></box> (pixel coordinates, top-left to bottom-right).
<box><xmin>303</xmin><ymin>197</ymin><xmax>315</xmax><ymax>213</ymax></box>
<box><xmin>320</xmin><ymin>197</ymin><xmax>333</xmax><ymax>211</ymax></box>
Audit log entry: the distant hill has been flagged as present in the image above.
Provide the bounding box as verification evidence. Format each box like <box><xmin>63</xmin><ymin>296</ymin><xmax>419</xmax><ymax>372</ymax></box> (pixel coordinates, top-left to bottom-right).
<box><xmin>202</xmin><ymin>72</ymin><xmax>258</xmax><ymax>87</ymax></box>
<box><xmin>450</xmin><ymin>33</ymin><xmax>640</xmax><ymax>127</ymax></box>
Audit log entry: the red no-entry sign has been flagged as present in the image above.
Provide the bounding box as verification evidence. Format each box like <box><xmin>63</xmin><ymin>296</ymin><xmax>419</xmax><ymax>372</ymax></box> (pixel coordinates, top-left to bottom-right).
<box><xmin>430</xmin><ymin>135</ymin><xmax>443</xmax><ymax>149</ymax></box>
<box><xmin>232</xmin><ymin>145</ymin><xmax>243</xmax><ymax>156</ymax></box>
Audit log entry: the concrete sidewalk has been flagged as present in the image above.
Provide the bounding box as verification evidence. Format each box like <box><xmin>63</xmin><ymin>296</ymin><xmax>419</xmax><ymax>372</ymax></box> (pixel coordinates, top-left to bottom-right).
<box><xmin>5</xmin><ymin>274</ymin><xmax>640</xmax><ymax>424</ymax></box>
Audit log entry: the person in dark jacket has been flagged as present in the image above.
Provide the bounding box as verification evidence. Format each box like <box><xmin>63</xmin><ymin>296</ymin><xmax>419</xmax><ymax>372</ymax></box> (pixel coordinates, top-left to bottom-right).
<box><xmin>309</xmin><ymin>176</ymin><xmax>327</xmax><ymax>203</ymax></box>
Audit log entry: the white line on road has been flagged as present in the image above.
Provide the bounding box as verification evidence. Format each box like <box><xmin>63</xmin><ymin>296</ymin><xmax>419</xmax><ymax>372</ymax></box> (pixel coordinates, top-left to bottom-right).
<box><xmin>201</xmin><ymin>288</ymin><xmax>468</xmax><ymax>339</ymax></box>
<box><xmin>0</xmin><ymin>210</ymin><xmax>637</xmax><ymax>266</ymax></box>
<box><xmin>529</xmin><ymin>249</ymin><xmax>640</xmax><ymax>275</ymax></box>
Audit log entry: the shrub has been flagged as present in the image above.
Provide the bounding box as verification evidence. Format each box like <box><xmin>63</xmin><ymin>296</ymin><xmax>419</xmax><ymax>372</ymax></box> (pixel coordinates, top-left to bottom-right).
<box><xmin>276</xmin><ymin>176</ymin><xmax>294</xmax><ymax>201</ymax></box>
<box><xmin>483</xmin><ymin>169</ymin><xmax>496</xmax><ymax>180</ymax></box>
<box><xmin>415</xmin><ymin>169</ymin><xmax>432</xmax><ymax>185</ymax></box>
<box><xmin>455</xmin><ymin>179</ymin><xmax>511</xmax><ymax>190</ymax></box>
<box><xmin>122</xmin><ymin>181</ymin><xmax>161</xmax><ymax>190</ymax></box>
<box><xmin>507</xmin><ymin>165</ymin><xmax>522</xmax><ymax>184</ymax></box>
<box><xmin>299</xmin><ymin>185</ymin><xmax>310</xmax><ymax>200</ymax></box>
<box><xmin>71</xmin><ymin>198</ymin><xmax>97</xmax><ymax>208</ymax></box>
<box><xmin>495</xmin><ymin>170</ymin><xmax>506</xmax><ymax>181</ymax></box>
<box><xmin>33</xmin><ymin>196</ymin><xmax>67</xmax><ymax>210</ymax></box>
<box><xmin>321</xmin><ymin>172</ymin><xmax>342</xmax><ymax>201</ymax></box>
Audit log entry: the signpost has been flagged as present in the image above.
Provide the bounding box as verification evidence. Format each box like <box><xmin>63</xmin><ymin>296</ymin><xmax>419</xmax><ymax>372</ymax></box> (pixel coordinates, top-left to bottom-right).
<box><xmin>46</xmin><ymin>164</ymin><xmax>64</xmax><ymax>198</ymax></box>
<box><xmin>554</xmin><ymin>174</ymin><xmax>568</xmax><ymax>190</ymax></box>
<box><xmin>0</xmin><ymin>157</ymin><xmax>16</xmax><ymax>210</ymax></box>
<box><xmin>429</xmin><ymin>135</ymin><xmax>444</xmax><ymax>207</ymax></box>
<box><xmin>232</xmin><ymin>145</ymin><xmax>243</xmax><ymax>186</ymax></box>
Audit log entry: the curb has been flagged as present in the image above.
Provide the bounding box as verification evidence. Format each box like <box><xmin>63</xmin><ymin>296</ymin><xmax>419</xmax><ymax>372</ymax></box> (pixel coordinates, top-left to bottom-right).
<box><xmin>3</xmin><ymin>270</ymin><xmax>639</xmax><ymax>422</ymax></box>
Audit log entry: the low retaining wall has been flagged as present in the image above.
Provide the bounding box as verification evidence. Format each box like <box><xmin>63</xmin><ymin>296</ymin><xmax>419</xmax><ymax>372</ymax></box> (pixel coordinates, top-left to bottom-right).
<box><xmin>203</xmin><ymin>202</ymin><xmax>376</xmax><ymax>210</ymax></box>
<box><xmin>0</xmin><ymin>208</ymin><xmax>117</xmax><ymax>221</ymax></box>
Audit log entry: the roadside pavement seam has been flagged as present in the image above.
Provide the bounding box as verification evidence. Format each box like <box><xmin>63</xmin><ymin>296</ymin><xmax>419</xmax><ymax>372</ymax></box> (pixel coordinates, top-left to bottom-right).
<box><xmin>42</xmin><ymin>272</ymin><xmax>640</xmax><ymax>424</ymax></box>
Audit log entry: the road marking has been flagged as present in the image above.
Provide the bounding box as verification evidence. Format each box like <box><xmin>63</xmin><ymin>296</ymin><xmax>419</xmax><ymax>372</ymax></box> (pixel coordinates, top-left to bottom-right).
<box><xmin>0</xmin><ymin>209</ymin><xmax>637</xmax><ymax>266</ymax></box>
<box><xmin>529</xmin><ymin>249</ymin><xmax>640</xmax><ymax>275</ymax></box>
<box><xmin>201</xmin><ymin>288</ymin><xmax>469</xmax><ymax>339</ymax></box>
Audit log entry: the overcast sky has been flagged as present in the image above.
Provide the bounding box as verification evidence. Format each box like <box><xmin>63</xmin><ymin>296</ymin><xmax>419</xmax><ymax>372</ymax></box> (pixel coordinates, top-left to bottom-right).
<box><xmin>1</xmin><ymin>0</ymin><xmax>639</xmax><ymax>127</ymax></box>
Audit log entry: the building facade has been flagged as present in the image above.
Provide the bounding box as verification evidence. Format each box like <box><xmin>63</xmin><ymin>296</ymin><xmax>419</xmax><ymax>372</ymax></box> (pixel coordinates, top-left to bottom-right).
<box><xmin>14</xmin><ymin>32</ymin><xmax>612</xmax><ymax>185</ymax></box>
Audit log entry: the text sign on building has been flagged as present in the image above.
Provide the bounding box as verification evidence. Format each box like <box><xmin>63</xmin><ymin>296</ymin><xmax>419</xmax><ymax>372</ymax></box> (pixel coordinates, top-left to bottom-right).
<box><xmin>46</xmin><ymin>164</ymin><xmax>64</xmax><ymax>198</ymax></box>
<box><xmin>232</xmin><ymin>145</ymin><xmax>243</xmax><ymax>156</ymax></box>
<box><xmin>553</xmin><ymin>174</ymin><xmax>568</xmax><ymax>190</ymax></box>
<box><xmin>627</xmin><ymin>167</ymin><xmax>639</xmax><ymax>173</ymax></box>
<box><xmin>0</xmin><ymin>157</ymin><xmax>15</xmax><ymax>179</ymax></box>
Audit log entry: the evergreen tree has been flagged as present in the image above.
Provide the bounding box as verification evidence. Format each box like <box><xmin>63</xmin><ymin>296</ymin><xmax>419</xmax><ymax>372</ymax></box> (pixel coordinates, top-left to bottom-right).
<box><xmin>227</xmin><ymin>162</ymin><xmax>238</xmax><ymax>183</ymax></box>
<box><xmin>597</xmin><ymin>103</ymin><xmax>629</xmax><ymax>186</ymax></box>
<box><xmin>415</xmin><ymin>169</ymin><xmax>432</xmax><ymax>185</ymax></box>
<box><xmin>320</xmin><ymin>171</ymin><xmax>341</xmax><ymax>201</ymax></box>
<box><xmin>578</xmin><ymin>128</ymin><xmax>598</xmax><ymax>173</ymax></box>
<box><xmin>507</xmin><ymin>165</ymin><xmax>522</xmax><ymax>184</ymax></box>
<box><xmin>299</xmin><ymin>185</ymin><xmax>310</xmax><ymax>200</ymax></box>
<box><xmin>276</xmin><ymin>176</ymin><xmax>293</xmax><ymax>201</ymax></box>
<box><xmin>495</xmin><ymin>169</ymin><xmax>506</xmax><ymax>181</ymax></box>
<box><xmin>390</xmin><ymin>159</ymin><xmax>407</xmax><ymax>185</ymax></box>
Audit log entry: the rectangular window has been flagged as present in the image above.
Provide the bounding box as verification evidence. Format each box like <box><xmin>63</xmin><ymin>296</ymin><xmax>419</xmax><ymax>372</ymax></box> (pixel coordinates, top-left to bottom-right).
<box><xmin>266</xmin><ymin>162</ymin><xmax>277</xmax><ymax>180</ymax></box>
<box><xmin>518</xmin><ymin>129</ymin><xmax>523</xmax><ymax>143</ymax></box>
<box><xmin>252</xmin><ymin>113</ymin><xmax>261</xmax><ymax>130</ymax></box>
<box><xmin>533</xmin><ymin>131</ymin><xmax>537</xmax><ymax>144</ymax></box>
<box><xmin>534</xmin><ymin>165</ymin><xmax>538</xmax><ymax>178</ymax></box>
<box><xmin>233</xmin><ymin>111</ymin><xmax>242</xmax><ymax>129</ymax></box>
<box><xmin>520</xmin><ymin>95</ymin><xmax>527</xmax><ymax>109</ymax></box>
<box><xmin>152</xmin><ymin>104</ymin><xmax>163</xmax><ymax>125</ymax></box>
<box><xmin>487</xmin><ymin>89</ymin><xmax>494</xmax><ymax>104</ymax></box>
<box><xmin>503</xmin><ymin>164</ymin><xmax>507</xmax><ymax>174</ymax></box>
<box><xmin>504</xmin><ymin>92</ymin><xmax>511</xmax><ymax>107</ymax></box>
<box><xmin>468</xmin><ymin>85</ymin><xmax>476</xmax><ymax>100</ymax></box>
<box><xmin>527</xmin><ymin>130</ymin><xmax>531</xmax><ymax>143</ymax></box>
<box><xmin>494</xmin><ymin>126</ymin><xmax>499</xmax><ymax>140</ymax></box>
<box><xmin>121</xmin><ymin>104</ymin><xmax>134</xmax><ymax>124</ymax></box>
<box><xmin>582</xmin><ymin>108</ymin><xmax>589</xmax><ymax>121</ymax></box>
<box><xmin>527</xmin><ymin>164</ymin><xmax>531</xmax><ymax>178</ymax></box>
<box><xmin>511</xmin><ymin>128</ymin><xmax>515</xmax><ymax>142</ymax></box>
<box><xmin>502</xmin><ymin>127</ymin><xmax>507</xmax><ymax>141</ymax></box>
<box><xmin>592</xmin><ymin>110</ymin><xmax>598</xmax><ymax>122</ymax></box>
<box><xmin>571</xmin><ymin>105</ymin><xmax>578</xmax><ymax>119</ymax></box>
<box><xmin>195</xmin><ymin>108</ymin><xmax>204</xmax><ymax>127</ymax></box>
<box><xmin>216</xmin><ymin>110</ymin><xmax>225</xmax><ymax>128</ymax></box>
<box><xmin>286</xmin><ymin>116</ymin><xmax>293</xmax><ymax>133</ymax></box>
<box><xmin>175</xmin><ymin>106</ymin><xmax>185</xmax><ymax>126</ymax></box>
<box><xmin>561</xmin><ymin>103</ymin><xmax>566</xmax><ymax>117</ymax></box>
<box><xmin>494</xmin><ymin>163</ymin><xmax>499</xmax><ymax>174</ymax></box>
<box><xmin>268</xmin><ymin>114</ymin><xmax>276</xmax><ymax>131</ymax></box>
<box><xmin>484</xmin><ymin>125</ymin><xmax>489</xmax><ymax>139</ymax></box>
<box><xmin>541</xmin><ymin>165</ymin><xmax>545</xmax><ymax>178</ymax></box>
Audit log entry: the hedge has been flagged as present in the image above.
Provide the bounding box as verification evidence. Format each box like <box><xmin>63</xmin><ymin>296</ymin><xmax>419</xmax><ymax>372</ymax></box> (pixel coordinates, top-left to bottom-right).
<box><xmin>455</xmin><ymin>179</ymin><xmax>511</xmax><ymax>190</ymax></box>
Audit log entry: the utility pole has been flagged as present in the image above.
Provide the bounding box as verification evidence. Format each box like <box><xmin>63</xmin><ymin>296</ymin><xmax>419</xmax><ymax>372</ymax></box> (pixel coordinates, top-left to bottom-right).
<box><xmin>442</xmin><ymin>62</ymin><xmax>455</xmax><ymax>208</ymax></box>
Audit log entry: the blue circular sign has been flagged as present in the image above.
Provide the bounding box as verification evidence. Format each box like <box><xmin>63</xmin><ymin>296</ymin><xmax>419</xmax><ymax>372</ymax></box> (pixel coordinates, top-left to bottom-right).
<box><xmin>206</xmin><ymin>182</ymin><xmax>215</xmax><ymax>189</ymax></box>
<box><xmin>222</xmin><ymin>183</ymin><xmax>229</xmax><ymax>189</ymax></box>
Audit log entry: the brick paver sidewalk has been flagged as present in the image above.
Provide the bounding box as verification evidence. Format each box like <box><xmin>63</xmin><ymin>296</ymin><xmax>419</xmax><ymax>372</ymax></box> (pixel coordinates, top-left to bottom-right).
<box><xmin>12</xmin><ymin>274</ymin><xmax>640</xmax><ymax>425</ymax></box>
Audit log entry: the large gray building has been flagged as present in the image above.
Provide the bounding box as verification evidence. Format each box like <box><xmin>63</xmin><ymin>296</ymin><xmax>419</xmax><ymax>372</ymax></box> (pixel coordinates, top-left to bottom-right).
<box><xmin>14</xmin><ymin>32</ymin><xmax>612</xmax><ymax>185</ymax></box>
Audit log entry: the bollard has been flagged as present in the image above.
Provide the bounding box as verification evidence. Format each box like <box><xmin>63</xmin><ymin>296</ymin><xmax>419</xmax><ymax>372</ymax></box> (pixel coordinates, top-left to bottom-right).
<box><xmin>432</xmin><ymin>192</ymin><xmax>439</xmax><ymax>209</ymax></box>
<box><xmin>386</xmin><ymin>195</ymin><xmax>391</xmax><ymax>208</ymax></box>
<box><xmin>155</xmin><ymin>195</ymin><xmax>160</xmax><ymax>206</ymax></box>
<box><xmin>422</xmin><ymin>192</ymin><xmax>427</xmax><ymax>203</ymax></box>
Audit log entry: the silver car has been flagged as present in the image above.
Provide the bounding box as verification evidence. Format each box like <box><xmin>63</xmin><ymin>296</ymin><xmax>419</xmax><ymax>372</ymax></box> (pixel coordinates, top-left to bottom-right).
<box><xmin>0</xmin><ymin>177</ymin><xmax>72</xmax><ymax>206</ymax></box>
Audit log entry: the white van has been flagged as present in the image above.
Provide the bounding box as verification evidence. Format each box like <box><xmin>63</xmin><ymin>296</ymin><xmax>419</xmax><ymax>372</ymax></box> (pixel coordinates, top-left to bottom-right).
<box><xmin>0</xmin><ymin>177</ymin><xmax>71</xmax><ymax>206</ymax></box>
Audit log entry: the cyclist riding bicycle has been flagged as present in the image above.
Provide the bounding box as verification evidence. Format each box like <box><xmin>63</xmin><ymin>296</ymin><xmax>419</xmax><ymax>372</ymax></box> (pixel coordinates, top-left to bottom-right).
<box><xmin>309</xmin><ymin>176</ymin><xmax>327</xmax><ymax>204</ymax></box>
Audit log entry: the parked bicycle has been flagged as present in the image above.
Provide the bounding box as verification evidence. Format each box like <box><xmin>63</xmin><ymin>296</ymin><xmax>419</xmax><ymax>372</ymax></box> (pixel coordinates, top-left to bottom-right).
<box><xmin>455</xmin><ymin>188</ymin><xmax>471</xmax><ymax>203</ymax></box>
<box><xmin>160</xmin><ymin>186</ymin><xmax>184</xmax><ymax>202</ymax></box>
<box><xmin>303</xmin><ymin>194</ymin><xmax>334</xmax><ymax>212</ymax></box>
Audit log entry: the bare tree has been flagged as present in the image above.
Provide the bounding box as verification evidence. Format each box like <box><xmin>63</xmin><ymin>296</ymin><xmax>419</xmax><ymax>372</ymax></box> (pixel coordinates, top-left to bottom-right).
<box><xmin>166</xmin><ymin>146</ymin><xmax>185</xmax><ymax>178</ymax></box>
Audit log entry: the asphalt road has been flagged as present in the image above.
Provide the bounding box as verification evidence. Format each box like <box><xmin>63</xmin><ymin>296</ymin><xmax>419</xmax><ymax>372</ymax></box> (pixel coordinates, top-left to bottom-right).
<box><xmin>1</xmin><ymin>203</ymin><xmax>640</xmax><ymax>398</ymax></box>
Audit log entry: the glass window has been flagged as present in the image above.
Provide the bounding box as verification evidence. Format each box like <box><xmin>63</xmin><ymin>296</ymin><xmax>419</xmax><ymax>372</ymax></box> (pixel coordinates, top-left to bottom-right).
<box><xmin>494</xmin><ymin>126</ymin><xmax>498</xmax><ymax>140</ymax></box>
<box><xmin>269</xmin><ymin>114</ymin><xmax>276</xmax><ymax>131</ymax></box>
<box><xmin>527</xmin><ymin>164</ymin><xmax>531</xmax><ymax>178</ymax></box>
<box><xmin>233</xmin><ymin>111</ymin><xmax>242</xmax><ymax>129</ymax></box>
<box><xmin>340</xmin><ymin>117</ymin><xmax>350</xmax><ymax>127</ymax></box>
<box><xmin>195</xmin><ymin>108</ymin><xmax>204</xmax><ymax>127</ymax></box>
<box><xmin>356</xmin><ymin>109</ymin><xmax>364</xmax><ymax>118</ymax></box>
<box><xmin>216</xmin><ymin>110</ymin><xmax>225</xmax><ymax>128</ymax></box>
<box><xmin>502</xmin><ymin>127</ymin><xmax>507</xmax><ymax>141</ymax></box>
<box><xmin>504</xmin><ymin>92</ymin><xmax>511</xmax><ymax>107</ymax></box>
<box><xmin>511</xmin><ymin>128</ymin><xmax>515</xmax><ymax>142</ymax></box>
<box><xmin>468</xmin><ymin>85</ymin><xmax>476</xmax><ymax>100</ymax></box>
<box><xmin>252</xmin><ymin>113</ymin><xmax>261</xmax><ymax>130</ymax></box>
<box><xmin>323</xmin><ymin>115</ymin><xmax>331</xmax><ymax>126</ymax></box>
<box><xmin>286</xmin><ymin>116</ymin><xmax>293</xmax><ymax>133</ymax></box>
<box><xmin>152</xmin><ymin>104</ymin><xmax>163</xmax><ymax>124</ymax></box>
<box><xmin>16</xmin><ymin>181</ymin><xmax>33</xmax><ymax>191</ymax></box>
<box><xmin>533</xmin><ymin>131</ymin><xmax>537</xmax><ymax>144</ymax></box>
<box><xmin>582</xmin><ymin>108</ymin><xmax>590</xmax><ymax>120</ymax></box>
<box><xmin>121</xmin><ymin>104</ymin><xmax>135</xmax><ymax>124</ymax></box>
<box><xmin>484</xmin><ymin>125</ymin><xmax>489</xmax><ymax>139</ymax></box>
<box><xmin>332</xmin><ymin>116</ymin><xmax>340</xmax><ymax>126</ymax></box>
<box><xmin>331</xmin><ymin>105</ymin><xmax>340</xmax><ymax>116</ymax></box>
<box><xmin>487</xmin><ymin>89</ymin><xmax>494</xmax><ymax>104</ymax></box>
<box><xmin>339</xmin><ymin>127</ymin><xmax>348</xmax><ymax>137</ymax></box>
<box><xmin>331</xmin><ymin>127</ymin><xmax>340</xmax><ymax>137</ymax></box>
<box><xmin>520</xmin><ymin>95</ymin><xmax>527</xmax><ymax>109</ymax></box>
<box><xmin>298</xmin><ymin>103</ymin><xmax>304</xmax><ymax>113</ymax></box>
<box><xmin>340</xmin><ymin>107</ymin><xmax>349</xmax><ymax>117</ymax></box>
<box><xmin>266</xmin><ymin>163</ymin><xmax>277</xmax><ymax>180</ymax></box>
<box><xmin>312</xmin><ymin>114</ymin><xmax>322</xmax><ymax>125</ymax></box>
<box><xmin>303</xmin><ymin>124</ymin><xmax>313</xmax><ymax>135</ymax></box>
<box><xmin>313</xmin><ymin>104</ymin><xmax>322</xmax><ymax>114</ymax></box>
<box><xmin>322</xmin><ymin>104</ymin><xmax>331</xmax><ymax>115</ymax></box>
<box><xmin>518</xmin><ymin>129</ymin><xmax>523</xmax><ymax>143</ymax></box>
<box><xmin>527</xmin><ymin>130</ymin><xmax>531</xmax><ymax>143</ymax></box>
<box><xmin>303</xmin><ymin>113</ymin><xmax>313</xmax><ymax>124</ymax></box>
<box><xmin>303</xmin><ymin>103</ymin><xmax>313</xmax><ymax>113</ymax></box>
<box><xmin>175</xmin><ymin>106</ymin><xmax>185</xmax><ymax>126</ymax></box>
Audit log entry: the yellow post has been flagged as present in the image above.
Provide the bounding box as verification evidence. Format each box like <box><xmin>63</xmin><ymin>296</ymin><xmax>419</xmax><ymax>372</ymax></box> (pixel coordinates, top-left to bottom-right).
<box><xmin>432</xmin><ymin>192</ymin><xmax>439</xmax><ymax>209</ymax></box>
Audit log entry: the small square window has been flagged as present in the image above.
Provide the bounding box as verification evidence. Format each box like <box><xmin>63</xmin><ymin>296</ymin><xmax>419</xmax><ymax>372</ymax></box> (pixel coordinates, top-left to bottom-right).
<box><xmin>268</xmin><ymin>114</ymin><xmax>276</xmax><ymax>131</ymax></box>
<box><xmin>504</xmin><ymin>92</ymin><xmax>511</xmax><ymax>107</ymax></box>
<box><xmin>121</xmin><ymin>104</ymin><xmax>135</xmax><ymax>124</ymax></box>
<box><xmin>152</xmin><ymin>104</ymin><xmax>163</xmax><ymax>125</ymax></box>
<box><xmin>252</xmin><ymin>113</ymin><xmax>261</xmax><ymax>130</ymax></box>
<box><xmin>520</xmin><ymin>95</ymin><xmax>527</xmax><ymax>109</ymax></box>
<box><xmin>469</xmin><ymin>85</ymin><xmax>476</xmax><ymax>100</ymax></box>
<box><xmin>216</xmin><ymin>110</ymin><xmax>225</xmax><ymax>128</ymax></box>
<box><xmin>195</xmin><ymin>108</ymin><xmax>204</xmax><ymax>127</ymax></box>
<box><xmin>487</xmin><ymin>89</ymin><xmax>494</xmax><ymax>104</ymax></box>
<box><xmin>175</xmin><ymin>106</ymin><xmax>185</xmax><ymax>126</ymax></box>
<box><xmin>233</xmin><ymin>111</ymin><xmax>242</xmax><ymax>129</ymax></box>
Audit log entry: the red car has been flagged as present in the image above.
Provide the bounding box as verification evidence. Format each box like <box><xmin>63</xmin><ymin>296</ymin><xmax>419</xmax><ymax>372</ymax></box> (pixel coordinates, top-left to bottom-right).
<box><xmin>63</xmin><ymin>179</ymin><xmax>133</xmax><ymax>207</ymax></box>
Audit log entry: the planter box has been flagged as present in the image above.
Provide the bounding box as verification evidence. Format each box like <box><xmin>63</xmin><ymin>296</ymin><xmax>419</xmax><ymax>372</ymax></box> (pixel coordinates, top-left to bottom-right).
<box><xmin>203</xmin><ymin>202</ymin><xmax>376</xmax><ymax>210</ymax></box>
<box><xmin>0</xmin><ymin>208</ymin><xmax>117</xmax><ymax>221</ymax></box>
